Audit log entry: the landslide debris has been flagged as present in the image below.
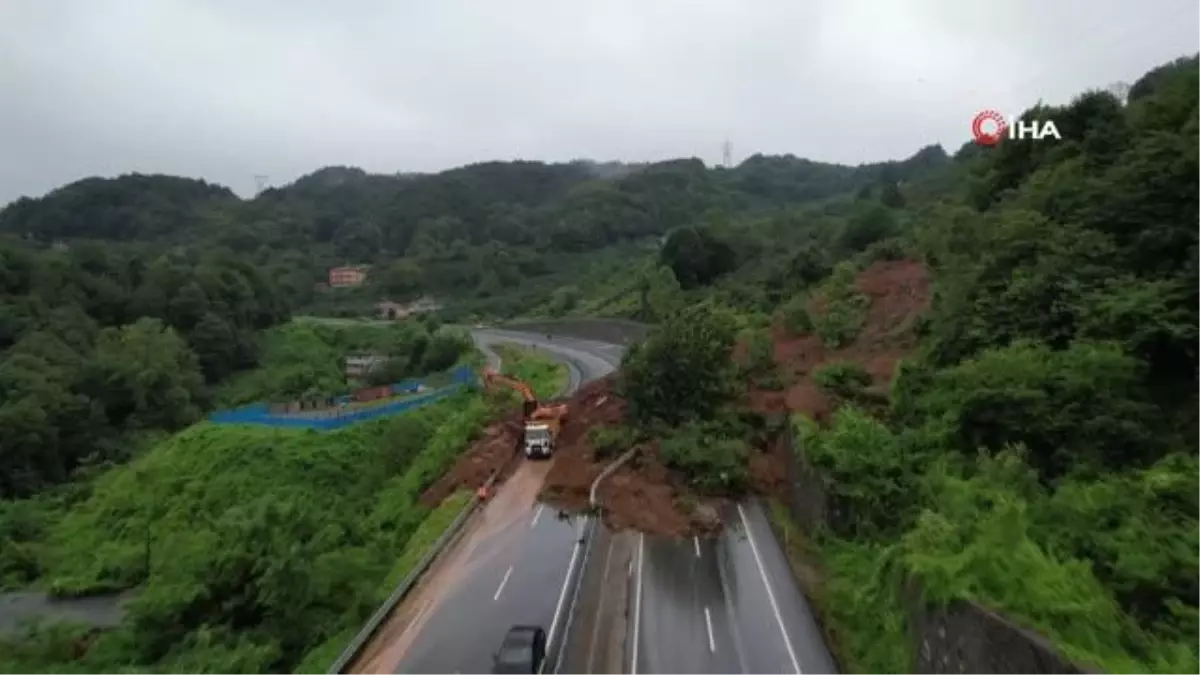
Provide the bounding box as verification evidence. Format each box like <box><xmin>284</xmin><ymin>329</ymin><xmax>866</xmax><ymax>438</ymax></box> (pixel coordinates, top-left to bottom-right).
<box><xmin>541</xmin><ymin>259</ymin><xmax>933</xmax><ymax>536</ymax></box>
<box><xmin>755</xmin><ymin>258</ymin><xmax>932</xmax><ymax>425</ymax></box>
<box><xmin>419</xmin><ymin>407</ymin><xmax>524</xmax><ymax>506</ymax></box>
<box><xmin>538</xmin><ymin>376</ymin><xmax>728</xmax><ymax>537</ymax></box>
<box><xmin>439</xmin><ymin>261</ymin><xmax>932</xmax><ymax>538</ymax></box>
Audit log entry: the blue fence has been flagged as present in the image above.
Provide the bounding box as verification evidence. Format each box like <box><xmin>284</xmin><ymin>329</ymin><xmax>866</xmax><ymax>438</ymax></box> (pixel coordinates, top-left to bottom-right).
<box><xmin>209</xmin><ymin>365</ymin><xmax>478</xmax><ymax>431</ymax></box>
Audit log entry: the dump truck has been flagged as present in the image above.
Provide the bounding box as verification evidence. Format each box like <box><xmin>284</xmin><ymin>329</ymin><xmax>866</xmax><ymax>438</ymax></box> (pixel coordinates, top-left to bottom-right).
<box><xmin>522</xmin><ymin>418</ymin><xmax>561</xmax><ymax>459</ymax></box>
<box><xmin>481</xmin><ymin>367</ymin><xmax>569</xmax><ymax>460</ymax></box>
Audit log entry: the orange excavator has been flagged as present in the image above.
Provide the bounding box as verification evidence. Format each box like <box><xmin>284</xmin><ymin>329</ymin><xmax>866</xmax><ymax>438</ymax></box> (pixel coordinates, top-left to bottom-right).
<box><xmin>482</xmin><ymin>368</ymin><xmax>569</xmax><ymax>460</ymax></box>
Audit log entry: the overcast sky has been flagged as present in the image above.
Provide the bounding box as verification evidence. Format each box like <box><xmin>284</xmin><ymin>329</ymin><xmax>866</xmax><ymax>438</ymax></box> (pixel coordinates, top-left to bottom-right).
<box><xmin>1</xmin><ymin>0</ymin><xmax>1197</xmax><ymax>203</ymax></box>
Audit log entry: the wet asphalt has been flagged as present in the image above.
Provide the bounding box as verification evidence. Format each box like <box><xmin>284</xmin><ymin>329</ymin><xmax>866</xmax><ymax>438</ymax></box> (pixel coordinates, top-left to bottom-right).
<box><xmin>394</xmin><ymin>326</ymin><xmax>837</xmax><ymax>674</ymax></box>
<box><xmin>385</xmin><ymin>330</ymin><xmax>620</xmax><ymax>673</ymax></box>
<box><xmin>631</xmin><ymin>501</ymin><xmax>838</xmax><ymax>674</ymax></box>
<box><xmin>391</xmin><ymin>504</ymin><xmax>586</xmax><ymax>673</ymax></box>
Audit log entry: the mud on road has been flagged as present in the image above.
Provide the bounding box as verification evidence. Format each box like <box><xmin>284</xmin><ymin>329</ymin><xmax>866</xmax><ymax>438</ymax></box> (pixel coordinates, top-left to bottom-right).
<box><xmin>531</xmin><ymin>262</ymin><xmax>932</xmax><ymax>536</ymax></box>
<box><xmin>535</xmin><ymin>376</ymin><xmax>729</xmax><ymax>538</ymax></box>
<box><xmin>348</xmin><ymin>460</ymin><xmax>561</xmax><ymax>674</ymax></box>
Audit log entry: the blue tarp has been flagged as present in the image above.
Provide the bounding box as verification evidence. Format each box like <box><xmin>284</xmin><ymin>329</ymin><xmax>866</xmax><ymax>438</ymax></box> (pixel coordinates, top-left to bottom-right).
<box><xmin>209</xmin><ymin>365</ymin><xmax>477</xmax><ymax>431</ymax></box>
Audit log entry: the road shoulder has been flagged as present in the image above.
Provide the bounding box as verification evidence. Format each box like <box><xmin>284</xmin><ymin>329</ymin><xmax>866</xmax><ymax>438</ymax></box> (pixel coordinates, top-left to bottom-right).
<box><xmin>557</xmin><ymin>526</ymin><xmax>636</xmax><ymax>674</ymax></box>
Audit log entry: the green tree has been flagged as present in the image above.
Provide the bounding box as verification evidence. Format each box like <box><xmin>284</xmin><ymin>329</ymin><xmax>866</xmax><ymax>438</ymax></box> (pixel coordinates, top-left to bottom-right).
<box><xmin>622</xmin><ymin>302</ymin><xmax>738</xmax><ymax>425</ymax></box>
<box><xmin>377</xmin><ymin>259</ymin><xmax>424</xmax><ymax>300</ymax></box>
<box><xmin>82</xmin><ymin>318</ymin><xmax>205</xmax><ymax>431</ymax></box>
<box><xmin>659</xmin><ymin>225</ymin><xmax>737</xmax><ymax>289</ymax></box>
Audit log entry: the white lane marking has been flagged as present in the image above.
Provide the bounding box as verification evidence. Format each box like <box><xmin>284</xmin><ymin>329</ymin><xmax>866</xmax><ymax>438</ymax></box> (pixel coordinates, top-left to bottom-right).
<box><xmin>694</xmin><ymin>536</ymin><xmax>701</xmax><ymax>558</ymax></box>
<box><xmin>531</xmin><ymin>503</ymin><xmax>545</xmax><ymax>528</ymax></box>
<box><xmin>738</xmin><ymin>503</ymin><xmax>803</xmax><ymax>674</ymax></box>
<box><xmin>546</xmin><ymin>520</ymin><xmax>586</xmax><ymax>650</ymax></box>
<box><xmin>585</xmin><ymin>538</ymin><xmax>617</xmax><ymax>673</ymax></box>
<box><xmin>715</xmin><ymin>545</ymin><xmax>752</xmax><ymax>674</ymax></box>
<box><xmin>704</xmin><ymin>606</ymin><xmax>716</xmax><ymax>652</ymax></box>
<box><xmin>494</xmin><ymin>566</ymin><xmax>514</xmax><ymax>601</ymax></box>
<box><xmin>631</xmin><ymin>533</ymin><xmax>645</xmax><ymax>675</ymax></box>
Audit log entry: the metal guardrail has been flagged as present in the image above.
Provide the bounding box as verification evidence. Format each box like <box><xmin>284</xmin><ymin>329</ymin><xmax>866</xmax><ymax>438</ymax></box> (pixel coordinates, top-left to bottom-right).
<box><xmin>589</xmin><ymin>447</ymin><xmax>639</xmax><ymax>509</ymax></box>
<box><xmin>543</xmin><ymin>516</ymin><xmax>597</xmax><ymax>674</ymax></box>
<box><xmin>327</xmin><ymin>466</ymin><xmax>506</xmax><ymax>674</ymax></box>
<box><xmin>545</xmin><ymin>444</ymin><xmax>640</xmax><ymax>673</ymax></box>
<box><xmin>327</xmin><ymin>336</ymin><xmax>585</xmax><ymax>673</ymax></box>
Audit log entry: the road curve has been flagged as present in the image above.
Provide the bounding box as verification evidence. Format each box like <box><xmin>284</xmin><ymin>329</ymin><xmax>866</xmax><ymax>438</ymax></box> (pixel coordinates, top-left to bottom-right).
<box><xmin>353</xmin><ymin>323</ymin><xmax>837</xmax><ymax>674</ymax></box>
<box><xmin>348</xmin><ymin>329</ymin><xmax>619</xmax><ymax>674</ymax></box>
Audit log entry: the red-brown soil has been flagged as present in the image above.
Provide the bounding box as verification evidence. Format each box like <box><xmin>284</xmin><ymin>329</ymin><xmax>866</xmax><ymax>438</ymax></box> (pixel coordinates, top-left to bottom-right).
<box><xmin>536</xmin><ymin>376</ymin><xmax>727</xmax><ymax>537</ymax></box>
<box><xmin>436</xmin><ymin>260</ymin><xmax>932</xmax><ymax>536</ymax></box>
<box><xmin>419</xmin><ymin>406</ymin><xmax>524</xmax><ymax>507</ymax></box>
<box><xmin>739</xmin><ymin>258</ymin><xmax>931</xmax><ymax>505</ymax></box>
<box><xmin>761</xmin><ymin>258</ymin><xmax>932</xmax><ymax>424</ymax></box>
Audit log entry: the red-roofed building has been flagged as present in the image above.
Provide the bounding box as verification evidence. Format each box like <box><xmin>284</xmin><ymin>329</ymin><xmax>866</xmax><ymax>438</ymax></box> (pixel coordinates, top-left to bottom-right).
<box><xmin>329</xmin><ymin>266</ymin><xmax>368</xmax><ymax>287</ymax></box>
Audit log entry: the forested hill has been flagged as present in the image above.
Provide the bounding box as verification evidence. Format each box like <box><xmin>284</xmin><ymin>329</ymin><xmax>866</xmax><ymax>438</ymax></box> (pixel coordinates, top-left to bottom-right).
<box><xmin>0</xmin><ymin>135</ymin><xmax>948</xmax><ymax>499</ymax></box>
<box><xmin>0</xmin><ymin>145</ymin><xmax>951</xmax><ymax>303</ymax></box>
<box><xmin>0</xmin><ymin>51</ymin><xmax>1196</xmax><ymax>674</ymax></box>
<box><xmin>0</xmin><ymin>175</ymin><xmax>236</xmax><ymax>242</ymax></box>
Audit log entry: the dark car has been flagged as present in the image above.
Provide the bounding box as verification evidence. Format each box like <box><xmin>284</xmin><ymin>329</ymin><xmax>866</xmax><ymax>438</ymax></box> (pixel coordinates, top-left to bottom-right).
<box><xmin>491</xmin><ymin>625</ymin><xmax>547</xmax><ymax>674</ymax></box>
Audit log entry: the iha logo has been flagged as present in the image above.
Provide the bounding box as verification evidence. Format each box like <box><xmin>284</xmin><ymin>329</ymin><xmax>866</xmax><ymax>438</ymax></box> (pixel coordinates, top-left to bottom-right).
<box><xmin>971</xmin><ymin>109</ymin><xmax>1062</xmax><ymax>146</ymax></box>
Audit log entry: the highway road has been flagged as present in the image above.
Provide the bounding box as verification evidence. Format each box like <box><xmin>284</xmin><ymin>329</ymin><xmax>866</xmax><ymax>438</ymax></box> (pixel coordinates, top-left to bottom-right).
<box><xmin>350</xmin><ymin>323</ymin><xmax>836</xmax><ymax>674</ymax></box>
<box><xmin>629</xmin><ymin>502</ymin><xmax>837</xmax><ymax>674</ymax></box>
<box><xmin>559</xmin><ymin>500</ymin><xmax>837</xmax><ymax>674</ymax></box>
<box><xmin>349</xmin><ymin>329</ymin><xmax>621</xmax><ymax>674</ymax></box>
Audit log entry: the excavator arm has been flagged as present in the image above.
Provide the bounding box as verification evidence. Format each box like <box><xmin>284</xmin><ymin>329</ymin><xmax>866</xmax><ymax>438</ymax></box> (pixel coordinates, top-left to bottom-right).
<box><xmin>481</xmin><ymin>367</ymin><xmax>568</xmax><ymax>422</ymax></box>
<box><xmin>482</xmin><ymin>368</ymin><xmax>536</xmax><ymax>401</ymax></box>
<box><xmin>482</xmin><ymin>367</ymin><xmax>539</xmax><ymax>417</ymax></box>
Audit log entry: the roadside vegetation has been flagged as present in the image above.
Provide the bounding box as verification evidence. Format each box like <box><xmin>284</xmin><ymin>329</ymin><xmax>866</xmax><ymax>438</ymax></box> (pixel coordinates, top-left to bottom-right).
<box><xmin>0</xmin><ymin>392</ymin><xmax>491</xmax><ymax>673</ymax></box>
<box><xmin>493</xmin><ymin>343</ymin><xmax>570</xmax><ymax>400</ymax></box>
<box><xmin>614</xmin><ymin>56</ymin><xmax>1198</xmax><ymax>673</ymax></box>
<box><xmin>292</xmin><ymin>490</ymin><xmax>473</xmax><ymax>673</ymax></box>
<box><xmin>619</xmin><ymin>303</ymin><xmax>754</xmax><ymax>495</ymax></box>
<box><xmin>216</xmin><ymin>317</ymin><xmax>472</xmax><ymax>407</ymax></box>
<box><xmin>0</xmin><ymin>311</ymin><xmax>485</xmax><ymax>672</ymax></box>
<box><xmin>0</xmin><ymin>48</ymin><xmax>1194</xmax><ymax>675</ymax></box>
<box><xmin>776</xmin><ymin>59</ymin><xmax>1197</xmax><ymax>673</ymax></box>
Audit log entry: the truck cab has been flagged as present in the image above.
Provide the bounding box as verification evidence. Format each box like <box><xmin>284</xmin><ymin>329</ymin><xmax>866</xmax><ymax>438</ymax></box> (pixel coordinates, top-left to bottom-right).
<box><xmin>523</xmin><ymin>422</ymin><xmax>555</xmax><ymax>459</ymax></box>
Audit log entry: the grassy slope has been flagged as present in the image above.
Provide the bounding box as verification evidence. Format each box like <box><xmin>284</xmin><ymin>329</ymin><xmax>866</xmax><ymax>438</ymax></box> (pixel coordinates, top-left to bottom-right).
<box><xmin>292</xmin><ymin>490</ymin><xmax>473</xmax><ymax>673</ymax></box>
<box><xmin>1</xmin><ymin>388</ymin><xmax>492</xmax><ymax>673</ymax></box>
<box><xmin>494</xmin><ymin>344</ymin><xmax>570</xmax><ymax>399</ymax></box>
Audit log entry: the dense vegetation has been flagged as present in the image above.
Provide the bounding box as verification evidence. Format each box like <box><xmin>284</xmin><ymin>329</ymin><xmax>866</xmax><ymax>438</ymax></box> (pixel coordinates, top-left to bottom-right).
<box><xmin>215</xmin><ymin>318</ymin><xmax>473</xmax><ymax>407</ymax></box>
<box><xmin>0</xmin><ymin>50</ymin><xmax>1194</xmax><ymax>675</ymax></box>
<box><xmin>0</xmin><ymin>238</ymin><xmax>290</xmax><ymax>498</ymax></box>
<box><xmin>793</xmin><ymin>55</ymin><xmax>1199</xmax><ymax>674</ymax></box>
<box><xmin>0</xmin><ymin>392</ymin><xmax>491</xmax><ymax>673</ymax></box>
<box><xmin>614</xmin><ymin>56</ymin><xmax>1198</xmax><ymax>672</ymax></box>
<box><xmin>0</xmin><ymin>148</ymin><xmax>950</xmax><ymax>323</ymax></box>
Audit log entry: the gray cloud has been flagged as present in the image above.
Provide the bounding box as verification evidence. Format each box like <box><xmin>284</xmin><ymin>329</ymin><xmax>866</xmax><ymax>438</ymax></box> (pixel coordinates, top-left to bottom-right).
<box><xmin>1</xmin><ymin>0</ymin><xmax>1196</xmax><ymax>203</ymax></box>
